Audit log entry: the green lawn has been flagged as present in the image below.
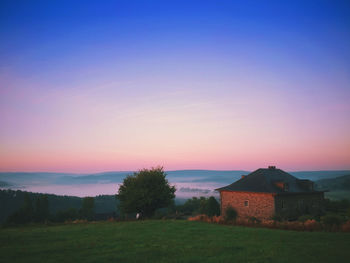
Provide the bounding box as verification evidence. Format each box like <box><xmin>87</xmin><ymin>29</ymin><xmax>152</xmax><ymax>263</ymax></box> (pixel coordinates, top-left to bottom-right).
<box><xmin>0</xmin><ymin>220</ymin><xmax>349</xmax><ymax>263</ymax></box>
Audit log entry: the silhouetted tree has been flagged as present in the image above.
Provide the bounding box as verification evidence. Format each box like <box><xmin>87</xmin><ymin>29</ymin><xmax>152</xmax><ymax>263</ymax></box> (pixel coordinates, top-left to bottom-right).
<box><xmin>22</xmin><ymin>193</ymin><xmax>34</xmax><ymax>222</ymax></box>
<box><xmin>6</xmin><ymin>193</ymin><xmax>34</xmax><ymax>224</ymax></box>
<box><xmin>117</xmin><ymin>167</ymin><xmax>176</xmax><ymax>218</ymax></box>
<box><xmin>204</xmin><ymin>196</ymin><xmax>220</xmax><ymax>217</ymax></box>
<box><xmin>178</xmin><ymin>196</ymin><xmax>220</xmax><ymax>216</ymax></box>
<box><xmin>177</xmin><ymin>197</ymin><xmax>200</xmax><ymax>215</ymax></box>
<box><xmin>55</xmin><ymin>208</ymin><xmax>79</xmax><ymax>222</ymax></box>
<box><xmin>34</xmin><ymin>195</ymin><xmax>49</xmax><ymax>222</ymax></box>
<box><xmin>198</xmin><ymin>197</ymin><xmax>208</xmax><ymax>214</ymax></box>
<box><xmin>80</xmin><ymin>197</ymin><xmax>95</xmax><ymax>220</ymax></box>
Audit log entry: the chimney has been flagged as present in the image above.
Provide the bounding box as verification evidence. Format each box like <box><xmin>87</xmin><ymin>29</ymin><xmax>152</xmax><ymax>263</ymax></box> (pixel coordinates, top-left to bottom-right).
<box><xmin>268</xmin><ymin>166</ymin><xmax>276</xmax><ymax>170</ymax></box>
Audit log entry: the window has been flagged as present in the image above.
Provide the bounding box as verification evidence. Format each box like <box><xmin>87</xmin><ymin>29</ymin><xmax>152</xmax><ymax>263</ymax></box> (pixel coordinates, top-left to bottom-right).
<box><xmin>244</xmin><ymin>200</ymin><xmax>249</xmax><ymax>207</ymax></box>
<box><xmin>281</xmin><ymin>200</ymin><xmax>285</xmax><ymax>209</ymax></box>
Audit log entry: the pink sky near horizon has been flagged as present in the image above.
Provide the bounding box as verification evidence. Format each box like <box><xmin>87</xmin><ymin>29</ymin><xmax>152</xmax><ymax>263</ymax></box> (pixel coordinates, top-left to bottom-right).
<box><xmin>1</xmin><ymin>1</ymin><xmax>350</xmax><ymax>173</ymax></box>
<box><xmin>1</xmin><ymin>77</ymin><xmax>349</xmax><ymax>173</ymax></box>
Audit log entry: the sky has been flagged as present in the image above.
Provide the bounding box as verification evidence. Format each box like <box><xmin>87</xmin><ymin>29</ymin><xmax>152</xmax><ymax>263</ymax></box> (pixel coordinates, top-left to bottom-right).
<box><xmin>0</xmin><ymin>0</ymin><xmax>350</xmax><ymax>173</ymax></box>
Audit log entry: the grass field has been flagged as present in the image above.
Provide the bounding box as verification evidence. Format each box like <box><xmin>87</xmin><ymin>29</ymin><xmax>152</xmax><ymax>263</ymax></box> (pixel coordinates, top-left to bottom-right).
<box><xmin>1</xmin><ymin>220</ymin><xmax>349</xmax><ymax>263</ymax></box>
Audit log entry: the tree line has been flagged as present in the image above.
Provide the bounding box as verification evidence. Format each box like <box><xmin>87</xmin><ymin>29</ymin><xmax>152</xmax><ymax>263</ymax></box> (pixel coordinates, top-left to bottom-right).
<box><xmin>4</xmin><ymin>167</ymin><xmax>221</xmax><ymax>224</ymax></box>
<box><xmin>6</xmin><ymin>194</ymin><xmax>95</xmax><ymax>225</ymax></box>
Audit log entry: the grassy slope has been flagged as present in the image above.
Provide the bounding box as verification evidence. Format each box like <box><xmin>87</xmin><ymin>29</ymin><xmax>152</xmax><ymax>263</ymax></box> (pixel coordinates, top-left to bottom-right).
<box><xmin>316</xmin><ymin>174</ymin><xmax>350</xmax><ymax>201</ymax></box>
<box><xmin>1</xmin><ymin>221</ymin><xmax>349</xmax><ymax>263</ymax></box>
<box><xmin>325</xmin><ymin>190</ymin><xmax>350</xmax><ymax>201</ymax></box>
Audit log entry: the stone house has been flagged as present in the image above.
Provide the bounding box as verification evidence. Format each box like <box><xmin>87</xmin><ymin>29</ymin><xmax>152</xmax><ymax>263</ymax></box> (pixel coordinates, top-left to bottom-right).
<box><xmin>216</xmin><ymin>166</ymin><xmax>325</xmax><ymax>220</ymax></box>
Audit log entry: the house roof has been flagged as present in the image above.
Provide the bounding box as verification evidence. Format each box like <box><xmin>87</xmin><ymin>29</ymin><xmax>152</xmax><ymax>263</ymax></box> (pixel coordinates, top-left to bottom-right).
<box><xmin>215</xmin><ymin>167</ymin><xmax>323</xmax><ymax>194</ymax></box>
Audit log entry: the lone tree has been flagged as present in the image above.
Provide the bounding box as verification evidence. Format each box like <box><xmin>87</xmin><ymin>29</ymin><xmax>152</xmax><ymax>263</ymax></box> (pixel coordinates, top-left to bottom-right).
<box><xmin>117</xmin><ymin>167</ymin><xmax>176</xmax><ymax>218</ymax></box>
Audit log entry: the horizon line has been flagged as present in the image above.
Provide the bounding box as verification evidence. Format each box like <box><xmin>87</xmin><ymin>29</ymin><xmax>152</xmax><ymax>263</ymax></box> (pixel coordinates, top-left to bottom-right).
<box><xmin>1</xmin><ymin>168</ymin><xmax>350</xmax><ymax>175</ymax></box>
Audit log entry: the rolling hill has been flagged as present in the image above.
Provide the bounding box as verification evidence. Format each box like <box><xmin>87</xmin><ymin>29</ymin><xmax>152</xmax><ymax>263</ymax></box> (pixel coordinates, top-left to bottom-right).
<box><xmin>315</xmin><ymin>174</ymin><xmax>350</xmax><ymax>191</ymax></box>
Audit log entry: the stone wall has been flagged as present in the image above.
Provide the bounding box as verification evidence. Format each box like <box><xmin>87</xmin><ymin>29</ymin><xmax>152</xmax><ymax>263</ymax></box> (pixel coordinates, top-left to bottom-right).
<box><xmin>220</xmin><ymin>191</ymin><xmax>275</xmax><ymax>220</ymax></box>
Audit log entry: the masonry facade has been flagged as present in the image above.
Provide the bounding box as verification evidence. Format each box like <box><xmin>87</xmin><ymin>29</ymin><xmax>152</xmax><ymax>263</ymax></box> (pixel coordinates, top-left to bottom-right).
<box><xmin>216</xmin><ymin>167</ymin><xmax>325</xmax><ymax>220</ymax></box>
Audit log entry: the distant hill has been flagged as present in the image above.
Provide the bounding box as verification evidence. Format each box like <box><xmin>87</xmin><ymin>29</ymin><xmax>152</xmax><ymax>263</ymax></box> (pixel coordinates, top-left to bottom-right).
<box><xmin>290</xmin><ymin>171</ymin><xmax>350</xmax><ymax>181</ymax></box>
<box><xmin>0</xmin><ymin>171</ymin><xmax>132</xmax><ymax>186</ymax></box>
<box><xmin>1</xmin><ymin>169</ymin><xmax>350</xmax><ymax>197</ymax></box>
<box><xmin>0</xmin><ymin>181</ymin><xmax>11</xmax><ymax>187</ymax></box>
<box><xmin>315</xmin><ymin>174</ymin><xmax>350</xmax><ymax>191</ymax></box>
<box><xmin>1</xmin><ymin>169</ymin><xmax>349</xmax><ymax>186</ymax></box>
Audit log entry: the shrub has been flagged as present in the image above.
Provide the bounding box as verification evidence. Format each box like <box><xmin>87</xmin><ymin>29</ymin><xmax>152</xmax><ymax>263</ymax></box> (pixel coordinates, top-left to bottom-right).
<box><xmin>55</xmin><ymin>208</ymin><xmax>79</xmax><ymax>222</ymax></box>
<box><xmin>341</xmin><ymin>221</ymin><xmax>350</xmax><ymax>232</ymax></box>
<box><xmin>224</xmin><ymin>207</ymin><xmax>237</xmax><ymax>222</ymax></box>
<box><xmin>187</xmin><ymin>213</ymin><xmax>349</xmax><ymax>232</ymax></box>
<box><xmin>261</xmin><ymin>220</ymin><xmax>276</xmax><ymax>229</ymax></box>
<box><xmin>272</xmin><ymin>213</ymin><xmax>282</xmax><ymax>222</ymax></box>
<box><xmin>249</xmin><ymin>216</ymin><xmax>261</xmax><ymax>224</ymax></box>
<box><xmin>321</xmin><ymin>214</ymin><xmax>344</xmax><ymax>227</ymax></box>
<box><xmin>324</xmin><ymin>199</ymin><xmax>350</xmax><ymax>214</ymax></box>
<box><xmin>203</xmin><ymin>196</ymin><xmax>220</xmax><ymax>217</ymax></box>
<box><xmin>153</xmin><ymin>208</ymin><xmax>168</xmax><ymax>219</ymax></box>
<box><xmin>304</xmin><ymin>219</ymin><xmax>322</xmax><ymax>231</ymax></box>
<box><xmin>188</xmin><ymin>214</ymin><xmax>209</xmax><ymax>222</ymax></box>
<box><xmin>188</xmin><ymin>214</ymin><xmax>224</xmax><ymax>224</ymax></box>
<box><xmin>298</xmin><ymin>214</ymin><xmax>315</xmax><ymax>222</ymax></box>
<box><xmin>177</xmin><ymin>197</ymin><xmax>201</xmax><ymax>215</ymax></box>
<box><xmin>211</xmin><ymin>215</ymin><xmax>224</xmax><ymax>224</ymax></box>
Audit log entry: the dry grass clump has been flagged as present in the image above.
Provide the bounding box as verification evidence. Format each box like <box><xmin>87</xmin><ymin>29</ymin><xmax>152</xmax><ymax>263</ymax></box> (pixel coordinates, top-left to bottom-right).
<box><xmin>341</xmin><ymin>221</ymin><xmax>350</xmax><ymax>232</ymax></box>
<box><xmin>64</xmin><ymin>219</ymin><xmax>88</xmax><ymax>224</ymax></box>
<box><xmin>188</xmin><ymin>214</ymin><xmax>350</xmax><ymax>232</ymax></box>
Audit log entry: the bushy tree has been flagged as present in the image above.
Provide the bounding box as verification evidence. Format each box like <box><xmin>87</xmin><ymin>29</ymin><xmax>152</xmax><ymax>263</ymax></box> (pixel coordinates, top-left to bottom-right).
<box><xmin>179</xmin><ymin>197</ymin><xmax>202</xmax><ymax>215</ymax></box>
<box><xmin>224</xmin><ymin>206</ymin><xmax>238</xmax><ymax>222</ymax></box>
<box><xmin>178</xmin><ymin>196</ymin><xmax>220</xmax><ymax>216</ymax></box>
<box><xmin>203</xmin><ymin>196</ymin><xmax>220</xmax><ymax>217</ymax></box>
<box><xmin>117</xmin><ymin>167</ymin><xmax>176</xmax><ymax>218</ymax></box>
